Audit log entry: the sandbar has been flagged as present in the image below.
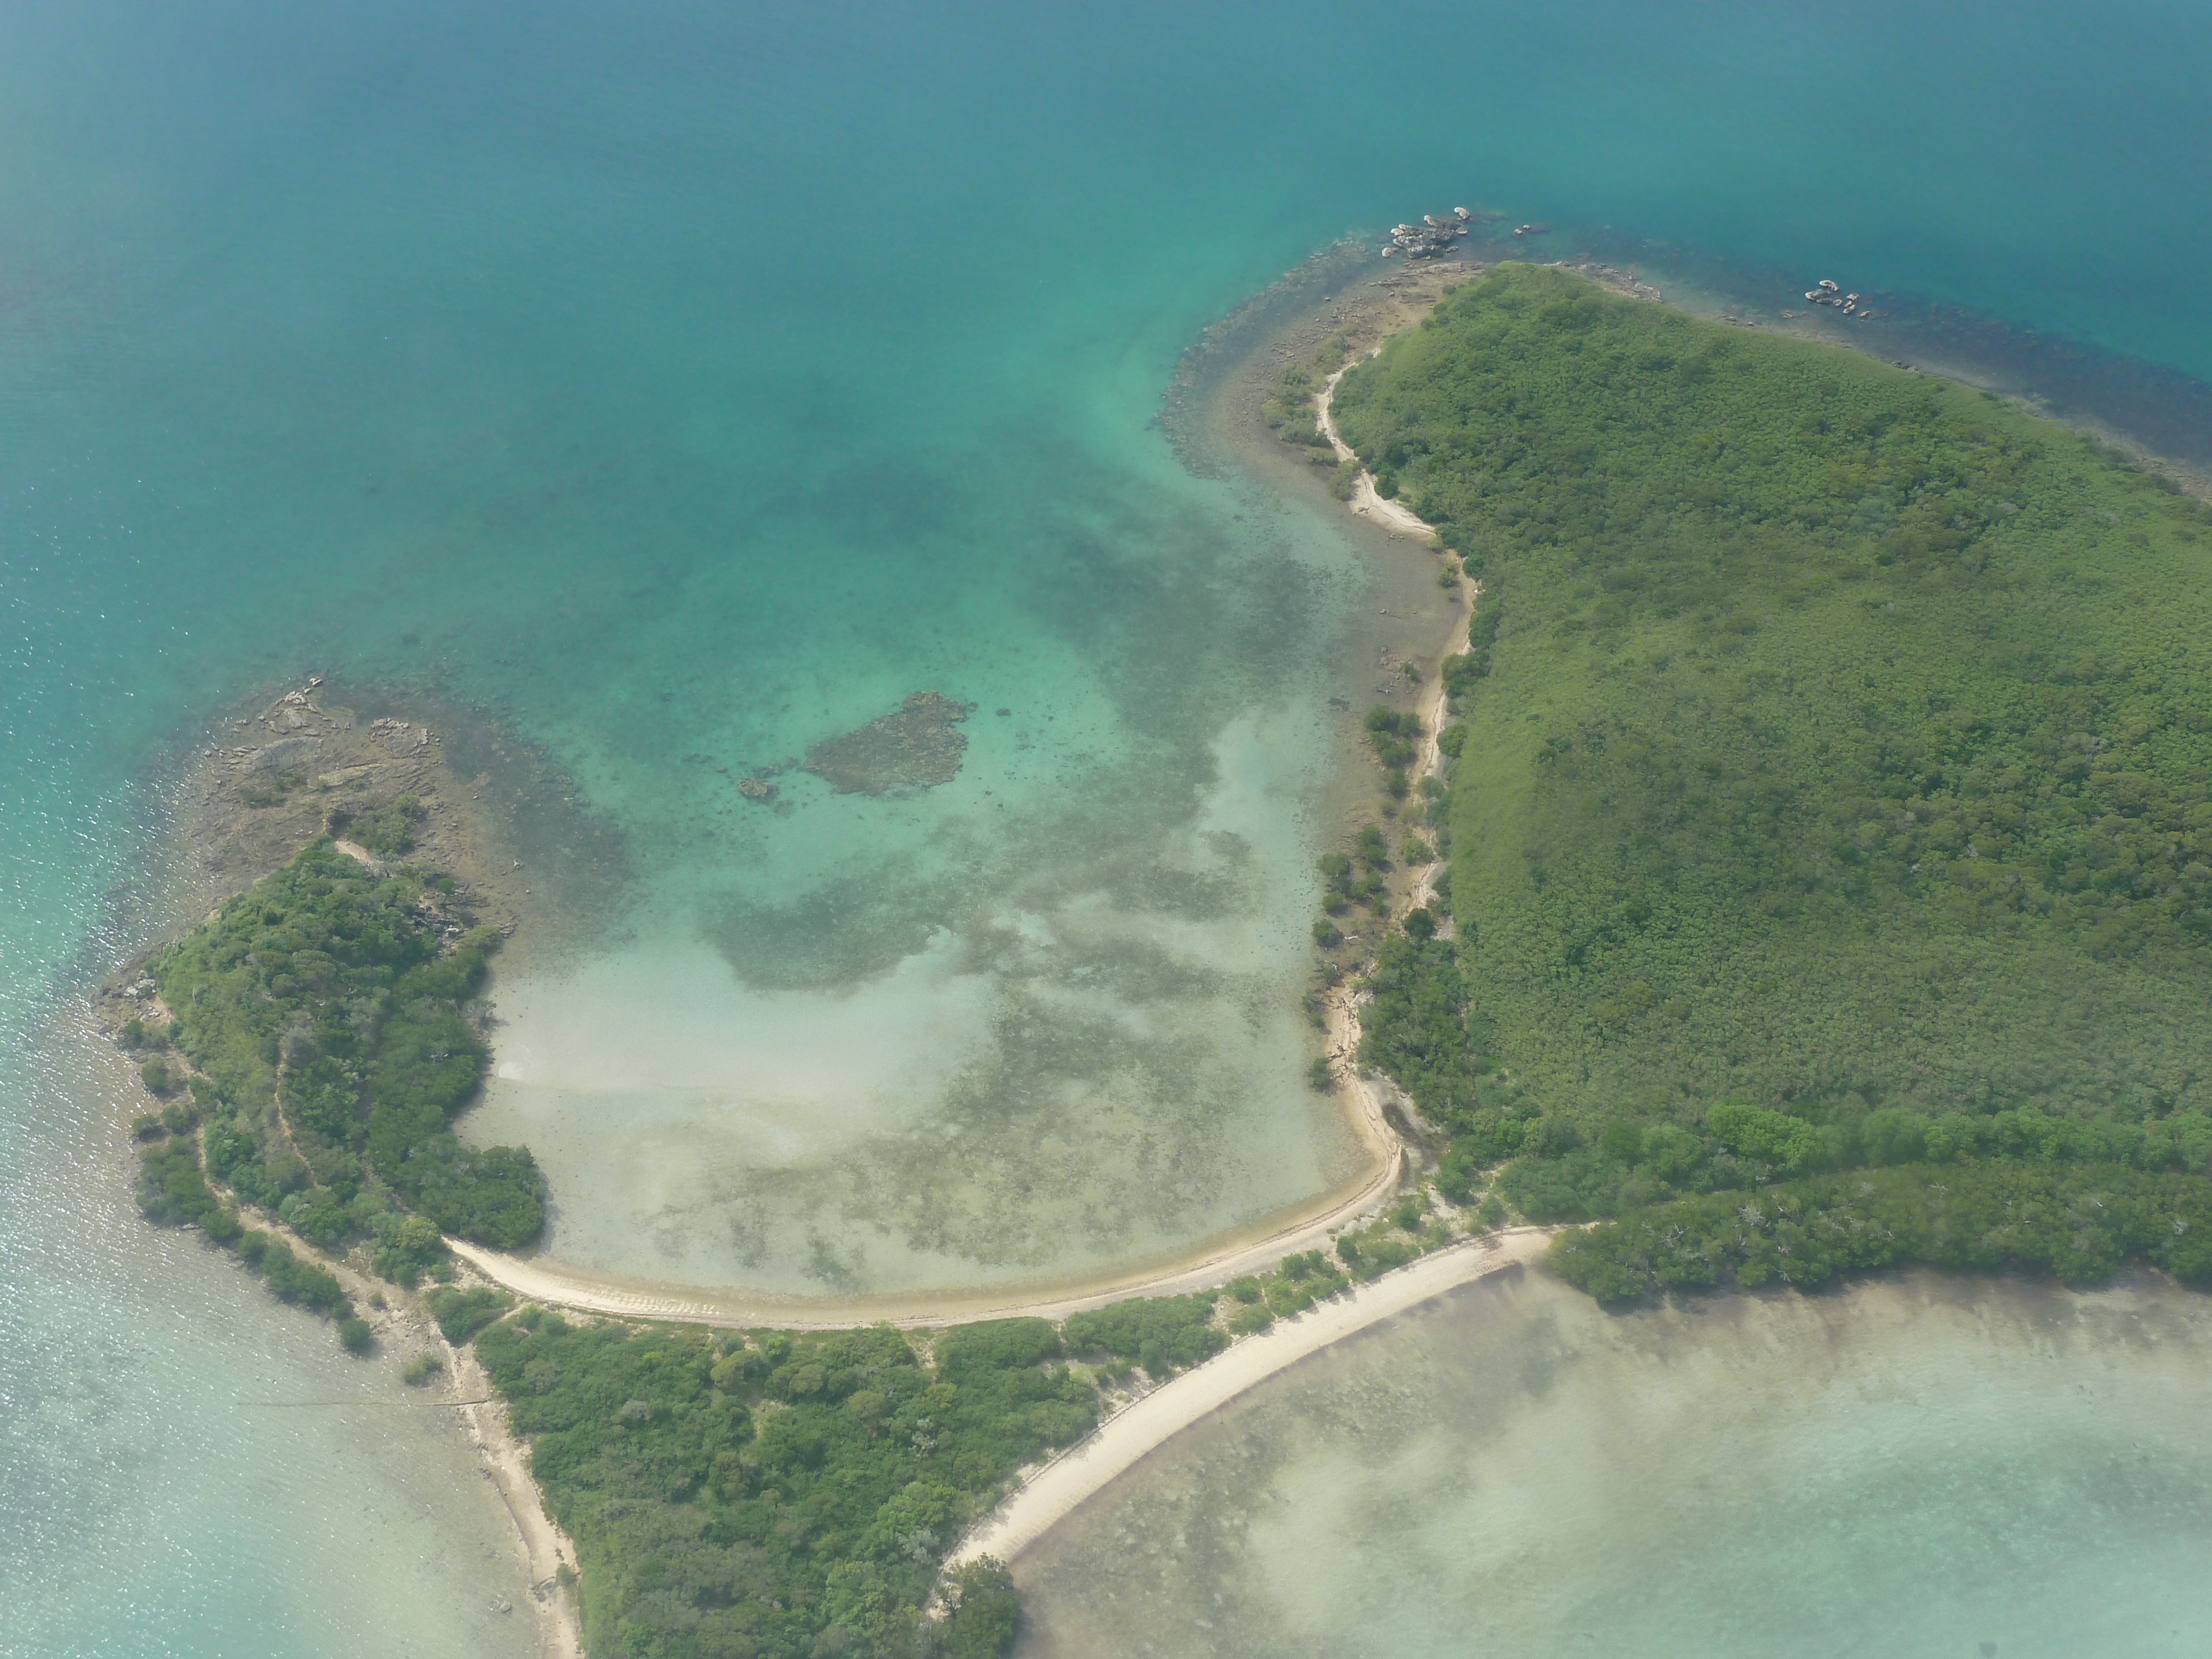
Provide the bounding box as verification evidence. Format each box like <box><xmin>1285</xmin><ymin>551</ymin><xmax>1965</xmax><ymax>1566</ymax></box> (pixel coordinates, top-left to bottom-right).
<box><xmin>943</xmin><ymin>1227</ymin><xmax>1556</xmax><ymax>1571</ymax></box>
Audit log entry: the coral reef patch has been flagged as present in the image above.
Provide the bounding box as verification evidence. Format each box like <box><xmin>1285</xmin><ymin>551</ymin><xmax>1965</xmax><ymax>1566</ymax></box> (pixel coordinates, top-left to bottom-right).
<box><xmin>804</xmin><ymin>691</ymin><xmax>971</xmax><ymax>795</ymax></box>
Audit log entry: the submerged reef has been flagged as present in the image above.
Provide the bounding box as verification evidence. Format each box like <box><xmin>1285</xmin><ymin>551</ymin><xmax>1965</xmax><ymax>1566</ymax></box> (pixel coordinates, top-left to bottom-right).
<box><xmin>805</xmin><ymin>690</ymin><xmax>972</xmax><ymax>795</ymax></box>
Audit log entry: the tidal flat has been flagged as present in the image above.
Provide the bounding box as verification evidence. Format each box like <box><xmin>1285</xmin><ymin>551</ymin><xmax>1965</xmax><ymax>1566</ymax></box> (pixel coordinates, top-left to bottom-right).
<box><xmin>1013</xmin><ymin>1267</ymin><xmax>2212</xmax><ymax>1659</ymax></box>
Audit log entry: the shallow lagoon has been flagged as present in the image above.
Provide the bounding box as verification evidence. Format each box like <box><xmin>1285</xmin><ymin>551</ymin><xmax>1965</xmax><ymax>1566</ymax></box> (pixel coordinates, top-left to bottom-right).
<box><xmin>1016</xmin><ymin>1267</ymin><xmax>2212</xmax><ymax>1658</ymax></box>
<box><xmin>458</xmin><ymin>483</ymin><xmax>1417</xmax><ymax>1296</ymax></box>
<box><xmin>7</xmin><ymin>0</ymin><xmax>2212</xmax><ymax>1650</ymax></box>
<box><xmin>0</xmin><ymin>1036</ymin><xmax>536</xmax><ymax>1659</ymax></box>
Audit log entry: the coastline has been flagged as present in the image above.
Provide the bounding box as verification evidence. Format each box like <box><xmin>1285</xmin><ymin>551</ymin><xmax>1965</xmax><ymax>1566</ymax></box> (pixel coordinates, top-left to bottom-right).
<box><xmin>437</xmin><ymin>267</ymin><xmax>1492</xmax><ymax>1648</ymax></box>
<box><xmin>153</xmin><ymin>247</ymin><xmax>2212</xmax><ymax>1651</ymax></box>
<box><xmin>943</xmin><ymin>1227</ymin><xmax>1556</xmax><ymax>1571</ymax></box>
<box><xmin>447</xmin><ymin>268</ymin><xmax>1478</xmax><ymax>1335</ymax></box>
<box><xmin>94</xmin><ymin>365</ymin><xmax>1479</xmax><ymax>1655</ymax></box>
<box><xmin>96</xmin><ymin>681</ymin><xmax>588</xmax><ymax>1659</ymax></box>
<box><xmin>445</xmin><ymin>1338</ymin><xmax>583</xmax><ymax>1659</ymax></box>
<box><xmin>85</xmin><ymin>231</ymin><xmax>2212</xmax><ymax>1659</ymax></box>
<box><xmin>179</xmin><ymin>1191</ymin><xmax>587</xmax><ymax>1659</ymax></box>
<box><xmin>1312</xmin><ymin>350</ymin><xmax>1433</xmax><ymax>536</ymax></box>
<box><xmin>943</xmin><ymin>250</ymin><xmax>2212</xmax><ymax>1597</ymax></box>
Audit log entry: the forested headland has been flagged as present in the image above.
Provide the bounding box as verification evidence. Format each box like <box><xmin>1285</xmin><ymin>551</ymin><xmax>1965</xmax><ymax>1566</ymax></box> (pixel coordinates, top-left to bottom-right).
<box><xmin>1335</xmin><ymin>262</ymin><xmax>2212</xmax><ymax>1300</ymax></box>
<box><xmin>127</xmin><ymin>839</ymin><xmax>545</xmax><ymax>1343</ymax></box>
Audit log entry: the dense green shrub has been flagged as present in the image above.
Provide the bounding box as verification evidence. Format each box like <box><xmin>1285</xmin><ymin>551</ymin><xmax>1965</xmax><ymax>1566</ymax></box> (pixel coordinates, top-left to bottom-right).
<box><xmin>473</xmin><ymin>1316</ymin><xmax>1097</xmax><ymax>1659</ymax></box>
<box><xmin>941</xmin><ymin>1561</ymin><xmax>1021</xmax><ymax>1658</ymax></box>
<box><xmin>1342</xmin><ymin>263</ymin><xmax>2212</xmax><ymax>1295</ymax></box>
<box><xmin>429</xmin><ymin>1285</ymin><xmax>514</xmax><ymax>1343</ymax></box>
<box><xmin>371</xmin><ymin>1213</ymin><xmax>448</xmax><ymax>1286</ymax></box>
<box><xmin>1060</xmin><ymin>1295</ymin><xmax>1227</xmax><ymax>1376</ymax></box>
<box><xmin>334</xmin><ymin>794</ymin><xmax>426</xmax><ymax>857</ymax></box>
<box><xmin>1365</xmin><ymin>707</ymin><xmax>1418</xmax><ymax>770</ymax></box>
<box><xmin>1553</xmin><ymin>1160</ymin><xmax>2212</xmax><ymax>1303</ymax></box>
<box><xmin>134</xmin><ymin>1128</ymin><xmax>368</xmax><ymax>1350</ymax></box>
<box><xmin>147</xmin><ymin>840</ymin><xmax>542</xmax><ymax>1249</ymax></box>
<box><xmin>932</xmin><ymin>1318</ymin><xmax>1062</xmax><ymax>1379</ymax></box>
<box><xmin>136</xmin><ymin>1133</ymin><xmax>228</xmax><ymax>1230</ymax></box>
<box><xmin>129</xmin><ymin>837</ymin><xmax>540</xmax><ymax>1347</ymax></box>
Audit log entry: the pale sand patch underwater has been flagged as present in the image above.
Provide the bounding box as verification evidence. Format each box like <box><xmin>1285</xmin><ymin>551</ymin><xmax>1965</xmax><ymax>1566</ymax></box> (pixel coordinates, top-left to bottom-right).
<box><xmin>1012</xmin><ymin>1267</ymin><xmax>2212</xmax><ymax>1659</ymax></box>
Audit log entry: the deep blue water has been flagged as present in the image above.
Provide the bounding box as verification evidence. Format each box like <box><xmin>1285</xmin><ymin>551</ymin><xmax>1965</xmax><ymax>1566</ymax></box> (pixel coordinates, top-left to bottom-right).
<box><xmin>3</xmin><ymin>2</ymin><xmax>2209</xmax><ymax>1652</ymax></box>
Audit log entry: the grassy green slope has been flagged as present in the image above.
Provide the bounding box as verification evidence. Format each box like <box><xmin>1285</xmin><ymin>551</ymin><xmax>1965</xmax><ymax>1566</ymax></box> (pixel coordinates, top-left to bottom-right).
<box><xmin>1336</xmin><ymin>263</ymin><xmax>2212</xmax><ymax>1290</ymax></box>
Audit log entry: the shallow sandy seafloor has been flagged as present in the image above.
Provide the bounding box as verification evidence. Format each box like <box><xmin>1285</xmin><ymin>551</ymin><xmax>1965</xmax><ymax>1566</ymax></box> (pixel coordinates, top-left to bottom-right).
<box><xmin>1013</xmin><ymin>1267</ymin><xmax>2212</xmax><ymax>1659</ymax></box>
<box><xmin>458</xmin><ymin>260</ymin><xmax>1469</xmax><ymax>1307</ymax></box>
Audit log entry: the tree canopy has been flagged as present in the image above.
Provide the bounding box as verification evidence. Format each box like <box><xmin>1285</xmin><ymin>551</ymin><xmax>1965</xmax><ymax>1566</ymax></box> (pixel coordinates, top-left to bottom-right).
<box><xmin>1340</xmin><ymin>263</ymin><xmax>2212</xmax><ymax>1297</ymax></box>
<box><xmin>149</xmin><ymin>839</ymin><xmax>543</xmax><ymax>1249</ymax></box>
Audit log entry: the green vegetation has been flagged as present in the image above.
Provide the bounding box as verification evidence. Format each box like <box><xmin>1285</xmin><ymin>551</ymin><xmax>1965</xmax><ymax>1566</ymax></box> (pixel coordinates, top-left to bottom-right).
<box><xmin>402</xmin><ymin>1351</ymin><xmax>446</xmax><ymax>1386</ymax></box>
<box><xmin>474</xmin><ymin>1311</ymin><xmax>1095</xmax><ymax>1659</ymax></box>
<box><xmin>331</xmin><ymin>793</ymin><xmax>426</xmax><ymax>857</ymax></box>
<box><xmin>134</xmin><ymin>1124</ymin><xmax>369</xmax><ymax>1345</ymax></box>
<box><xmin>1061</xmin><ymin>1295</ymin><xmax>1227</xmax><ymax>1377</ymax></box>
<box><xmin>1364</xmin><ymin>706</ymin><xmax>1418</xmax><ymax>769</ymax></box>
<box><xmin>1316</xmin><ymin>845</ymin><xmax>1385</xmax><ymax>914</ymax></box>
<box><xmin>1260</xmin><ymin>361</ymin><xmax>1338</xmax><ymax>468</ymax></box>
<box><xmin>128</xmin><ymin>838</ymin><xmax>546</xmax><ymax>1345</ymax></box>
<box><xmin>1338</xmin><ymin>262</ymin><xmax>2212</xmax><ymax>1301</ymax></box>
<box><xmin>430</xmin><ymin>1284</ymin><xmax>515</xmax><ymax>1343</ymax></box>
<box><xmin>1554</xmin><ymin>1162</ymin><xmax>2212</xmax><ymax>1303</ymax></box>
<box><xmin>460</xmin><ymin>1205</ymin><xmax>1491</xmax><ymax>1659</ymax></box>
<box><xmin>147</xmin><ymin>838</ymin><xmax>542</xmax><ymax>1251</ymax></box>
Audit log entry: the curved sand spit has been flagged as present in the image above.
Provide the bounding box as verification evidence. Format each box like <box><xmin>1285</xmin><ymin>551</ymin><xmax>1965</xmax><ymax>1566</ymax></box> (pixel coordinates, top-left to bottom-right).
<box><xmin>945</xmin><ymin>1227</ymin><xmax>1555</xmax><ymax>1570</ymax></box>
<box><xmin>447</xmin><ymin>1151</ymin><xmax>1405</xmax><ymax>1331</ymax></box>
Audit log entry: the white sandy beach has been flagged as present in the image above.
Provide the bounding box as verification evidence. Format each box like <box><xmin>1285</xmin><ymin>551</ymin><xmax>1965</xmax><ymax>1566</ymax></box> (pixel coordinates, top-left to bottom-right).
<box><xmin>444</xmin><ymin>1338</ymin><xmax>583</xmax><ymax>1659</ymax></box>
<box><xmin>1315</xmin><ymin>348</ymin><xmax>1438</xmax><ymax>536</ymax></box>
<box><xmin>944</xmin><ymin>1227</ymin><xmax>1556</xmax><ymax>1571</ymax></box>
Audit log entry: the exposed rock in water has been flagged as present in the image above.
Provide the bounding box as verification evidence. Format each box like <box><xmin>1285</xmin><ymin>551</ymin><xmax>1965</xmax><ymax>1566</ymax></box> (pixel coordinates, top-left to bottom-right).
<box><xmin>735</xmin><ymin>776</ymin><xmax>777</xmax><ymax>802</ymax></box>
<box><xmin>804</xmin><ymin>691</ymin><xmax>971</xmax><ymax>795</ymax></box>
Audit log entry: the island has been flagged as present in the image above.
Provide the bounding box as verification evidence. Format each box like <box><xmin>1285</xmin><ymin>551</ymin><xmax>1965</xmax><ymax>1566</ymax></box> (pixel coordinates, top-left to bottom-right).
<box><xmin>1334</xmin><ymin>262</ymin><xmax>2212</xmax><ymax>1297</ymax></box>
<box><xmin>108</xmin><ymin>255</ymin><xmax>2212</xmax><ymax>1659</ymax></box>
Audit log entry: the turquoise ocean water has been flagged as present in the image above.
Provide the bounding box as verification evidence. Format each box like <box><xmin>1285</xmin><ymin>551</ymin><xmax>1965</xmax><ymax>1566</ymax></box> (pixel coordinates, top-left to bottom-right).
<box><xmin>4</xmin><ymin>2</ymin><xmax>2210</xmax><ymax>1652</ymax></box>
